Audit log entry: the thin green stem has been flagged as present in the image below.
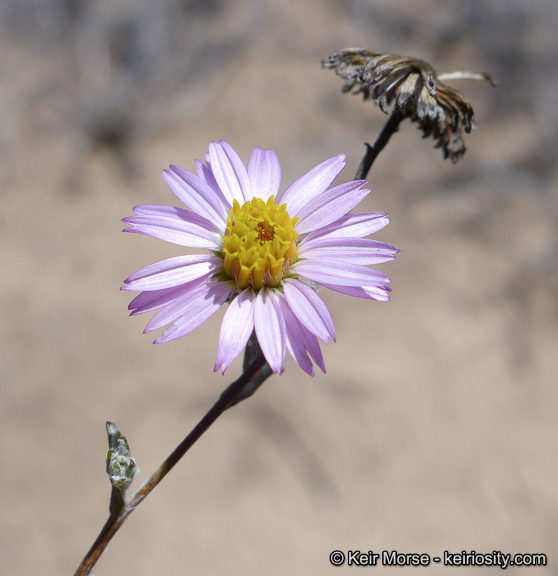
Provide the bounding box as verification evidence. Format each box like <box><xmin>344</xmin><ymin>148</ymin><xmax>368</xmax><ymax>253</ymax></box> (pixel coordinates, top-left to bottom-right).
<box><xmin>73</xmin><ymin>353</ymin><xmax>267</xmax><ymax>576</ymax></box>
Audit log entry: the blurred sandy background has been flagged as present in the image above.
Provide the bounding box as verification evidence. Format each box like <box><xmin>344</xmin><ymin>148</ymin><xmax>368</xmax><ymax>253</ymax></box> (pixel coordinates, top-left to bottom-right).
<box><xmin>1</xmin><ymin>1</ymin><xmax>557</xmax><ymax>574</ymax></box>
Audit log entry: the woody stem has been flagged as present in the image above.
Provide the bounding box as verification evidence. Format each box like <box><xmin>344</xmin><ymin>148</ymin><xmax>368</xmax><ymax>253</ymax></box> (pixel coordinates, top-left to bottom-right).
<box><xmin>73</xmin><ymin>352</ymin><xmax>268</xmax><ymax>576</ymax></box>
<box><xmin>354</xmin><ymin>110</ymin><xmax>404</xmax><ymax>180</ymax></box>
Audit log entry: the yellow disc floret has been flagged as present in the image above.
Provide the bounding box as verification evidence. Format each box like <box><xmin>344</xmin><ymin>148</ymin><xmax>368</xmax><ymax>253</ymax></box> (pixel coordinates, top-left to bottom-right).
<box><xmin>223</xmin><ymin>196</ymin><xmax>298</xmax><ymax>290</ymax></box>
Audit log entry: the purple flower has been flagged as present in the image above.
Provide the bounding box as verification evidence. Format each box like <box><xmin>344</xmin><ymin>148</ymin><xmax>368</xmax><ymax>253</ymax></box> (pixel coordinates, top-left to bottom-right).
<box><xmin>122</xmin><ymin>141</ymin><xmax>399</xmax><ymax>376</ymax></box>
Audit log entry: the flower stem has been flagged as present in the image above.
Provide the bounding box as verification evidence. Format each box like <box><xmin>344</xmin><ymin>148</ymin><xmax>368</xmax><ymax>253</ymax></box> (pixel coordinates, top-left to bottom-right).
<box><xmin>354</xmin><ymin>110</ymin><xmax>404</xmax><ymax>180</ymax></box>
<box><xmin>73</xmin><ymin>352</ymin><xmax>268</xmax><ymax>576</ymax></box>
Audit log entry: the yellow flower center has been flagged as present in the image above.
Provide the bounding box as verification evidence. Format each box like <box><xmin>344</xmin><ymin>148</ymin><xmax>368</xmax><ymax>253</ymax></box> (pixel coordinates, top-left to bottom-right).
<box><xmin>222</xmin><ymin>196</ymin><xmax>298</xmax><ymax>291</ymax></box>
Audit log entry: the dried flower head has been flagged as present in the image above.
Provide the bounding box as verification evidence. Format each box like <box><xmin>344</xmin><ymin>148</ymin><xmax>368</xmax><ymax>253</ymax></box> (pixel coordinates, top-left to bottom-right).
<box><xmin>323</xmin><ymin>49</ymin><xmax>496</xmax><ymax>163</ymax></box>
